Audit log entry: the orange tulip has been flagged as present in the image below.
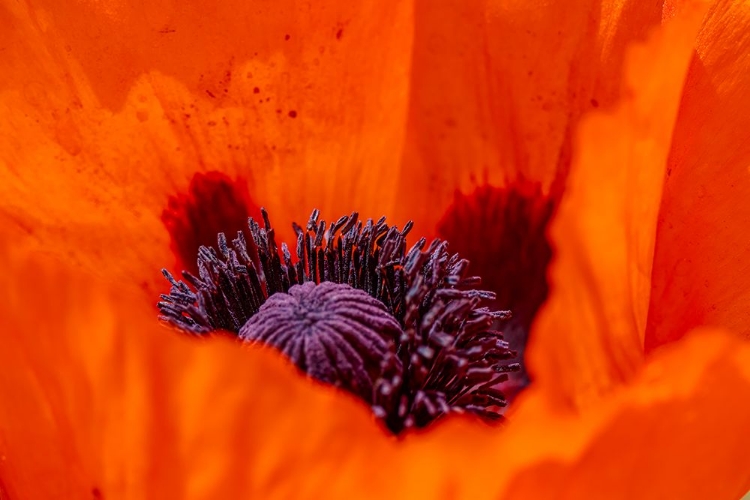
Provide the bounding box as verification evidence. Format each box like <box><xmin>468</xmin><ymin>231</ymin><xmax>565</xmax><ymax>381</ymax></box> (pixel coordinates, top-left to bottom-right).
<box><xmin>1</xmin><ymin>0</ymin><xmax>749</xmax><ymax>499</ymax></box>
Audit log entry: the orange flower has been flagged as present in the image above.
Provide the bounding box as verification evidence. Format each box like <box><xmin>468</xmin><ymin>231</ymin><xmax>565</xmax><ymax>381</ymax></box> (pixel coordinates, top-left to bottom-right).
<box><xmin>1</xmin><ymin>0</ymin><xmax>750</xmax><ymax>499</ymax></box>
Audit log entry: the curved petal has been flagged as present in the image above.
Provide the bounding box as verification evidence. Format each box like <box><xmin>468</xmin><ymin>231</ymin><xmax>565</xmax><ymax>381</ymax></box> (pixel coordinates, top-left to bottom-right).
<box><xmin>646</xmin><ymin>0</ymin><xmax>750</xmax><ymax>349</ymax></box>
<box><xmin>389</xmin><ymin>0</ymin><xmax>689</xmax><ymax>397</ymax></box>
<box><xmin>393</xmin><ymin>0</ymin><xmax>668</xmax><ymax>231</ymax></box>
<box><xmin>2</xmin><ymin>237</ymin><xmax>749</xmax><ymax>498</ymax></box>
<box><xmin>498</xmin><ymin>328</ymin><xmax>750</xmax><ymax>500</ymax></box>
<box><xmin>0</xmin><ymin>225</ymin><xmax>403</xmax><ymax>499</ymax></box>
<box><xmin>0</xmin><ymin>0</ymin><xmax>415</xmax><ymax>290</ymax></box>
<box><xmin>527</xmin><ymin>2</ymin><xmax>709</xmax><ymax>407</ymax></box>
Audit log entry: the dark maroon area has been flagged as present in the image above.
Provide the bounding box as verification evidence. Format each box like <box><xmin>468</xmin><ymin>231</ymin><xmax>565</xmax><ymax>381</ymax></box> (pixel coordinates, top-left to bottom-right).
<box><xmin>436</xmin><ymin>182</ymin><xmax>556</xmax><ymax>396</ymax></box>
<box><xmin>159</xmin><ymin>208</ymin><xmax>520</xmax><ymax>433</ymax></box>
<box><xmin>161</xmin><ymin>171</ymin><xmax>261</xmax><ymax>276</ymax></box>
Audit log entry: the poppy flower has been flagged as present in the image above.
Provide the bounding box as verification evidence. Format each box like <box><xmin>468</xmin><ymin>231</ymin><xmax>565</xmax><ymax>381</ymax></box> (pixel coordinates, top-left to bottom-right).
<box><xmin>1</xmin><ymin>0</ymin><xmax>750</xmax><ymax>499</ymax></box>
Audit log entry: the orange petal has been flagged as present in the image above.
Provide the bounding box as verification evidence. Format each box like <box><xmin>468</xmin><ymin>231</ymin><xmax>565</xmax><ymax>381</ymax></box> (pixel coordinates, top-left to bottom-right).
<box><xmin>3</xmin><ymin>238</ymin><xmax>749</xmax><ymax>498</ymax></box>
<box><xmin>497</xmin><ymin>328</ymin><xmax>750</xmax><ymax>500</ymax></box>
<box><xmin>0</xmin><ymin>228</ymin><xmax>403</xmax><ymax>499</ymax></box>
<box><xmin>646</xmin><ymin>0</ymin><xmax>750</xmax><ymax>349</ymax></box>
<box><xmin>394</xmin><ymin>0</ymin><xmax>669</xmax><ymax>231</ymax></box>
<box><xmin>0</xmin><ymin>1</ymin><xmax>415</xmax><ymax>290</ymax></box>
<box><xmin>527</xmin><ymin>2</ymin><xmax>709</xmax><ymax>407</ymax></box>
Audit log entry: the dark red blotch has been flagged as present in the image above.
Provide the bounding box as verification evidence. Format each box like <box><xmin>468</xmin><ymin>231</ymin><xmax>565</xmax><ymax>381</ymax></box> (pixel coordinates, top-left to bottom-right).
<box><xmin>436</xmin><ymin>181</ymin><xmax>555</xmax><ymax>396</ymax></box>
<box><xmin>161</xmin><ymin>171</ymin><xmax>261</xmax><ymax>276</ymax></box>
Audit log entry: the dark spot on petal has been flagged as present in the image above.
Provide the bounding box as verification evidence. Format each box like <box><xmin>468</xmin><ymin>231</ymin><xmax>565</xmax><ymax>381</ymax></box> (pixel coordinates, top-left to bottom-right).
<box><xmin>284</xmin><ymin>34</ymin><xmax>290</xmax><ymax>41</ymax></box>
<box><xmin>336</xmin><ymin>28</ymin><xmax>343</xmax><ymax>40</ymax></box>
<box><xmin>161</xmin><ymin>171</ymin><xmax>261</xmax><ymax>276</ymax></box>
<box><xmin>253</xmin><ymin>87</ymin><xmax>260</xmax><ymax>94</ymax></box>
<box><xmin>92</xmin><ymin>487</ymin><xmax>102</xmax><ymax>499</ymax></box>
<box><xmin>288</xmin><ymin>110</ymin><xmax>297</xmax><ymax>118</ymax></box>
<box><xmin>590</xmin><ymin>98</ymin><xmax>599</xmax><ymax>108</ymax></box>
<box><xmin>436</xmin><ymin>181</ymin><xmax>555</xmax><ymax>397</ymax></box>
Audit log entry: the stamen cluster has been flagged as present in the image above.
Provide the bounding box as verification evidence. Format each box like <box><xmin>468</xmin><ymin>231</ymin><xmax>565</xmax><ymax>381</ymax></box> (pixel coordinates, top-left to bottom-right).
<box><xmin>159</xmin><ymin>209</ymin><xmax>519</xmax><ymax>433</ymax></box>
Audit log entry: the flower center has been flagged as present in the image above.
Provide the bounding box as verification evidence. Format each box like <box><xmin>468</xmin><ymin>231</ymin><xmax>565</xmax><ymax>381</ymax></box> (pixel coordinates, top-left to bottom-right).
<box><xmin>436</xmin><ymin>182</ymin><xmax>555</xmax><ymax>398</ymax></box>
<box><xmin>158</xmin><ymin>207</ymin><xmax>520</xmax><ymax>434</ymax></box>
<box><xmin>239</xmin><ymin>281</ymin><xmax>402</xmax><ymax>405</ymax></box>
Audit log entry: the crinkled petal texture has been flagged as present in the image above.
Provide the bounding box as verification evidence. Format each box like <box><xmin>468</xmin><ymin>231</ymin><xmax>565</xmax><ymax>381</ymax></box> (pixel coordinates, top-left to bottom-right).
<box><xmin>0</xmin><ymin>0</ymin><xmax>693</xmax><ymax>288</ymax></box>
<box><xmin>646</xmin><ymin>0</ymin><xmax>750</xmax><ymax>349</ymax></box>
<box><xmin>528</xmin><ymin>0</ymin><xmax>710</xmax><ymax>406</ymax></box>
<box><xmin>3</xmin><ymin>1</ymin><xmax>750</xmax><ymax>499</ymax></box>
<box><xmin>0</xmin><ymin>0</ymin><xmax>415</xmax><ymax>289</ymax></box>
<box><xmin>1</xmin><ymin>224</ymin><xmax>750</xmax><ymax>499</ymax></box>
<box><xmin>393</xmin><ymin>0</ymin><xmax>669</xmax><ymax>229</ymax></box>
